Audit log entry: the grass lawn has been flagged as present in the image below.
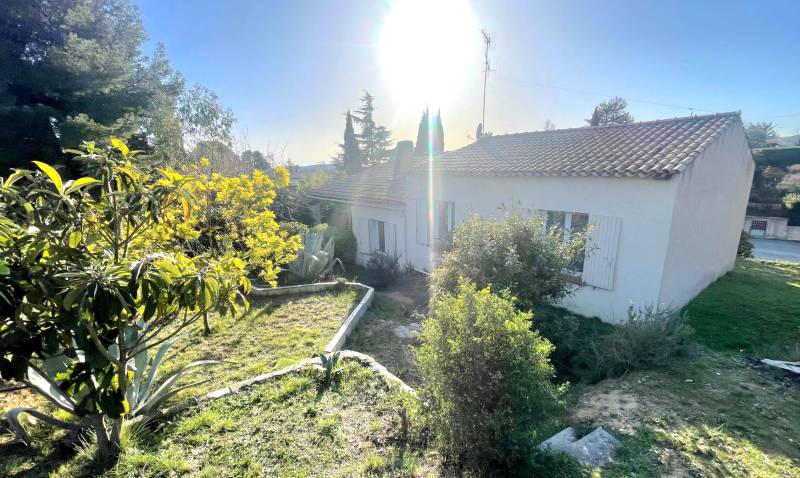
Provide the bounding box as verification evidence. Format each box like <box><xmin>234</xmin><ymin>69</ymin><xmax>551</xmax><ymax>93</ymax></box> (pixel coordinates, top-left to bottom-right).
<box><xmin>684</xmin><ymin>258</ymin><xmax>800</xmax><ymax>358</ymax></box>
<box><xmin>160</xmin><ymin>287</ymin><xmax>362</xmax><ymax>400</ymax></box>
<box><xmin>8</xmin><ymin>363</ymin><xmax>438</xmax><ymax>478</ymax></box>
<box><xmin>0</xmin><ymin>288</ymin><xmax>362</xmax><ymax>477</ymax></box>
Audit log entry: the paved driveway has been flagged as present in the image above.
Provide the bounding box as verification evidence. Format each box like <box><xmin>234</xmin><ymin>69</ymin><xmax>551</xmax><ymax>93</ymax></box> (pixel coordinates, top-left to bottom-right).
<box><xmin>751</xmin><ymin>238</ymin><xmax>800</xmax><ymax>263</ymax></box>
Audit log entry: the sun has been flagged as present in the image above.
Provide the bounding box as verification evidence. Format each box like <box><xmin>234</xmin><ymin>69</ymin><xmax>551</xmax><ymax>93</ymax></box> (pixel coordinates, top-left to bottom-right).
<box><xmin>379</xmin><ymin>0</ymin><xmax>481</xmax><ymax>111</ymax></box>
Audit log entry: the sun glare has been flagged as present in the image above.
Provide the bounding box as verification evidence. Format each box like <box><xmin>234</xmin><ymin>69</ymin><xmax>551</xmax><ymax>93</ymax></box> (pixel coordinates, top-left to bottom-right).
<box><xmin>379</xmin><ymin>0</ymin><xmax>480</xmax><ymax>110</ymax></box>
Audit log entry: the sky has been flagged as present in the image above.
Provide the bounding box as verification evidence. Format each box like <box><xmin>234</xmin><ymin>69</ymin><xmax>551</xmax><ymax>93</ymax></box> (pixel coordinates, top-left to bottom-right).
<box><xmin>137</xmin><ymin>0</ymin><xmax>800</xmax><ymax>165</ymax></box>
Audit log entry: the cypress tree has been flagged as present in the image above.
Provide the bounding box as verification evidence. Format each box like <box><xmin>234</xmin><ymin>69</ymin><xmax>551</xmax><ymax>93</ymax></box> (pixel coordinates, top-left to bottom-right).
<box><xmin>434</xmin><ymin>109</ymin><xmax>445</xmax><ymax>154</ymax></box>
<box><xmin>415</xmin><ymin>108</ymin><xmax>430</xmax><ymax>154</ymax></box>
<box><xmin>339</xmin><ymin>110</ymin><xmax>363</xmax><ymax>173</ymax></box>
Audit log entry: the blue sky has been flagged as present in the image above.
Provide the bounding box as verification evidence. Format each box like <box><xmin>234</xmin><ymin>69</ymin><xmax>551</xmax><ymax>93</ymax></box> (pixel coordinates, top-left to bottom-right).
<box><xmin>138</xmin><ymin>0</ymin><xmax>800</xmax><ymax>164</ymax></box>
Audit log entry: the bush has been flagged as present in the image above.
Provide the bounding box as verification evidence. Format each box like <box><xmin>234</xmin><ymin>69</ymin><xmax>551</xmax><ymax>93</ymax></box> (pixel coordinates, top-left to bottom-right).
<box><xmin>431</xmin><ymin>208</ymin><xmax>583</xmax><ymax>311</ymax></box>
<box><xmin>579</xmin><ymin>305</ymin><xmax>694</xmax><ymax>382</ymax></box>
<box><xmin>737</xmin><ymin>230</ymin><xmax>753</xmax><ymax>258</ymax></box>
<box><xmin>365</xmin><ymin>253</ymin><xmax>400</xmax><ymax>288</ymax></box>
<box><xmin>416</xmin><ymin>281</ymin><xmax>565</xmax><ymax>475</ymax></box>
<box><xmin>332</xmin><ymin>225</ymin><xmax>357</xmax><ymax>265</ymax></box>
<box><xmin>534</xmin><ymin>306</ymin><xmax>615</xmax><ymax>381</ymax></box>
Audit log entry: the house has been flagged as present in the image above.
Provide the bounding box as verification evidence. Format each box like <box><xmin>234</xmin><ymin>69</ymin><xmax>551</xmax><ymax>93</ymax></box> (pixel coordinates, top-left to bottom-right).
<box><xmin>310</xmin><ymin>112</ymin><xmax>754</xmax><ymax>322</ymax></box>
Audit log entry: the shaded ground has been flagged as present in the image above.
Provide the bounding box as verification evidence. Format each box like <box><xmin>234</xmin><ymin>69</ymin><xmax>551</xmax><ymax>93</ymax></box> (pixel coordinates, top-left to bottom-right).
<box><xmin>684</xmin><ymin>258</ymin><xmax>800</xmax><ymax>358</ymax></box>
<box><xmin>752</xmin><ymin>238</ymin><xmax>800</xmax><ymax>263</ymax></box>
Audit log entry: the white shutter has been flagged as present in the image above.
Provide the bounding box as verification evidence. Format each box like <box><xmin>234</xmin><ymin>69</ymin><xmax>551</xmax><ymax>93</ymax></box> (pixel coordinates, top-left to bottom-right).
<box><xmin>368</xmin><ymin>220</ymin><xmax>379</xmax><ymax>252</ymax></box>
<box><xmin>385</xmin><ymin>223</ymin><xmax>397</xmax><ymax>257</ymax></box>
<box><xmin>356</xmin><ymin>218</ymin><xmax>368</xmax><ymax>258</ymax></box>
<box><xmin>416</xmin><ymin>199</ymin><xmax>429</xmax><ymax>245</ymax></box>
<box><xmin>582</xmin><ymin>215</ymin><xmax>621</xmax><ymax>290</ymax></box>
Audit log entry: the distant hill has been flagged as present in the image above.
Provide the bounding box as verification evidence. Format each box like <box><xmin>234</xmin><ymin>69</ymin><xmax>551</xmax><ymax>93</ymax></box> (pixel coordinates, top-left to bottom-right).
<box><xmin>293</xmin><ymin>163</ymin><xmax>336</xmax><ymax>175</ymax></box>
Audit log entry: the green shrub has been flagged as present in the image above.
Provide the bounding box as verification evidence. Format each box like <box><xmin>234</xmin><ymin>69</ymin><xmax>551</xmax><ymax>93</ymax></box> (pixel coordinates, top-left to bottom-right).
<box><xmin>580</xmin><ymin>306</ymin><xmax>694</xmax><ymax>382</ymax></box>
<box><xmin>737</xmin><ymin>230</ymin><xmax>753</xmax><ymax>258</ymax></box>
<box><xmin>534</xmin><ymin>306</ymin><xmax>614</xmax><ymax>381</ymax></box>
<box><xmin>365</xmin><ymin>252</ymin><xmax>400</xmax><ymax>288</ymax></box>
<box><xmin>416</xmin><ymin>280</ymin><xmax>565</xmax><ymax>475</ymax></box>
<box><xmin>332</xmin><ymin>225</ymin><xmax>357</xmax><ymax>265</ymax></box>
<box><xmin>431</xmin><ymin>208</ymin><xmax>584</xmax><ymax>311</ymax></box>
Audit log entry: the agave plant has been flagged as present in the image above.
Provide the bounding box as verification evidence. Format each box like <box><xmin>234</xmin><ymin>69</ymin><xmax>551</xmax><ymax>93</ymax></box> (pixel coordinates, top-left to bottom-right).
<box><xmin>6</xmin><ymin>321</ymin><xmax>218</xmax><ymax>445</ymax></box>
<box><xmin>287</xmin><ymin>230</ymin><xmax>337</xmax><ymax>282</ymax></box>
<box><xmin>316</xmin><ymin>351</ymin><xmax>343</xmax><ymax>388</ymax></box>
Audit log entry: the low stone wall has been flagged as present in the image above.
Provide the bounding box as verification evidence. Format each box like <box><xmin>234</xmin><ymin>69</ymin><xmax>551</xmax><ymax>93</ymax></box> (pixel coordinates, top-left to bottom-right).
<box><xmin>250</xmin><ymin>281</ymin><xmax>374</xmax><ymax>353</ymax></box>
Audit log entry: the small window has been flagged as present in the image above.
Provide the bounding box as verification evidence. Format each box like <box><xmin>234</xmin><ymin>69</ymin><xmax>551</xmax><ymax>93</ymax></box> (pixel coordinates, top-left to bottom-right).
<box><xmin>545</xmin><ymin>210</ymin><xmax>589</xmax><ymax>275</ymax></box>
<box><xmin>369</xmin><ymin>219</ymin><xmax>386</xmax><ymax>253</ymax></box>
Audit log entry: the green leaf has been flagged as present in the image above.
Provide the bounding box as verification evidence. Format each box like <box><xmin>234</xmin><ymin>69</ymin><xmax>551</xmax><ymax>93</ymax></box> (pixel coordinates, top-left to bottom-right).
<box><xmin>32</xmin><ymin>161</ymin><xmax>63</xmax><ymax>194</ymax></box>
<box><xmin>0</xmin><ymin>260</ymin><xmax>9</xmax><ymax>276</ymax></box>
<box><xmin>111</xmin><ymin>137</ymin><xmax>129</xmax><ymax>156</ymax></box>
<box><xmin>68</xmin><ymin>230</ymin><xmax>82</xmax><ymax>248</ymax></box>
<box><xmin>64</xmin><ymin>177</ymin><xmax>101</xmax><ymax>195</ymax></box>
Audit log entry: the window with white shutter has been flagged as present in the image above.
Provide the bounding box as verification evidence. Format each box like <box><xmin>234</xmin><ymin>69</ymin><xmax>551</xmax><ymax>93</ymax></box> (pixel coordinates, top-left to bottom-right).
<box><xmin>581</xmin><ymin>215</ymin><xmax>621</xmax><ymax>290</ymax></box>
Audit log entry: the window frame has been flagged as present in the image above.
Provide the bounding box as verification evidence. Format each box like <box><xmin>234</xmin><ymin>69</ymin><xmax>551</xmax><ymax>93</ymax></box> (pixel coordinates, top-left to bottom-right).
<box><xmin>545</xmin><ymin>210</ymin><xmax>589</xmax><ymax>278</ymax></box>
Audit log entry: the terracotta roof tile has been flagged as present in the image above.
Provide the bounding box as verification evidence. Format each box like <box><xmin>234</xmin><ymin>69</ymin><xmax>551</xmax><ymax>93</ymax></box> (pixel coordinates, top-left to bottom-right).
<box><xmin>309</xmin><ymin>112</ymin><xmax>741</xmax><ymax>205</ymax></box>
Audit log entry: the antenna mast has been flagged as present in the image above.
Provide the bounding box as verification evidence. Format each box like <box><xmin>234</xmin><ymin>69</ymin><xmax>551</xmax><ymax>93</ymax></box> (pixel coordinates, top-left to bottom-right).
<box><xmin>481</xmin><ymin>29</ymin><xmax>491</xmax><ymax>132</ymax></box>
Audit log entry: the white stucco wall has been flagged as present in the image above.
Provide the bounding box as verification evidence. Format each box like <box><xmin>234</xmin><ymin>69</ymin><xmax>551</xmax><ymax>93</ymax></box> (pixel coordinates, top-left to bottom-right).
<box><xmin>344</xmin><ymin>123</ymin><xmax>753</xmax><ymax>322</ymax></box>
<box><xmin>349</xmin><ymin>203</ymin><xmax>406</xmax><ymax>266</ymax></box>
<box><xmin>659</xmin><ymin>124</ymin><xmax>755</xmax><ymax>308</ymax></box>
<box><xmin>403</xmin><ymin>173</ymin><xmax>679</xmax><ymax>322</ymax></box>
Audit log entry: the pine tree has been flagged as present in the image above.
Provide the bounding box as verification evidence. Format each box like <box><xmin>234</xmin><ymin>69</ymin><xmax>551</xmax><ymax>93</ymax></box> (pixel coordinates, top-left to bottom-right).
<box><xmin>585</xmin><ymin>97</ymin><xmax>634</xmax><ymax>127</ymax></box>
<box><xmin>0</xmin><ymin>0</ymin><xmax>183</xmax><ymax>173</ymax></box>
<box><xmin>355</xmin><ymin>92</ymin><xmax>392</xmax><ymax>166</ymax></box>
<box><xmin>336</xmin><ymin>110</ymin><xmax>363</xmax><ymax>173</ymax></box>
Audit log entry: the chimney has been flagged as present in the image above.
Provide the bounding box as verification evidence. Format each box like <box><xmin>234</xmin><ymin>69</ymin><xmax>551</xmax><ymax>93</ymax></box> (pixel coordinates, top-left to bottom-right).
<box><xmin>393</xmin><ymin>140</ymin><xmax>414</xmax><ymax>176</ymax></box>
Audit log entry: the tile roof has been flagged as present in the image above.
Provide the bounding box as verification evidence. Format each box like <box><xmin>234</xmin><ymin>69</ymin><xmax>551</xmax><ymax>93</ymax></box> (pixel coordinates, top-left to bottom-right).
<box><xmin>421</xmin><ymin>112</ymin><xmax>741</xmax><ymax>179</ymax></box>
<box><xmin>309</xmin><ymin>112</ymin><xmax>742</xmax><ymax>205</ymax></box>
<box><xmin>308</xmin><ymin>163</ymin><xmax>407</xmax><ymax>206</ymax></box>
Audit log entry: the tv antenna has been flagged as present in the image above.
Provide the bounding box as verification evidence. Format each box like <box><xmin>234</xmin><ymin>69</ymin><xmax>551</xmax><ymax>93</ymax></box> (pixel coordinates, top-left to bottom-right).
<box><xmin>481</xmin><ymin>29</ymin><xmax>493</xmax><ymax>133</ymax></box>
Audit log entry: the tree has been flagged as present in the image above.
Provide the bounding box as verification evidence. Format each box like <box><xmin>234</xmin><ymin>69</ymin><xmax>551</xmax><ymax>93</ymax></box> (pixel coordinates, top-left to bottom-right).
<box><xmin>586</xmin><ymin>97</ymin><xmax>634</xmax><ymax>126</ymax></box>
<box><xmin>240</xmin><ymin>150</ymin><xmax>273</xmax><ymax>172</ymax></box>
<box><xmin>415</xmin><ymin>108</ymin><xmax>444</xmax><ymax>155</ymax></box>
<box><xmin>177</xmin><ymin>85</ymin><xmax>236</xmax><ymax>153</ymax></box>
<box><xmin>335</xmin><ymin>110</ymin><xmax>363</xmax><ymax>173</ymax></box>
<box><xmin>355</xmin><ymin>92</ymin><xmax>392</xmax><ymax>165</ymax></box>
<box><xmin>544</xmin><ymin>119</ymin><xmax>556</xmax><ymax>131</ymax></box>
<box><xmin>431</xmin><ymin>208</ymin><xmax>585</xmax><ymax>311</ymax></box>
<box><xmin>0</xmin><ymin>0</ymin><xmax>182</xmax><ymax>174</ymax></box>
<box><xmin>416</xmin><ymin>280</ymin><xmax>564</xmax><ymax>473</ymax></box>
<box><xmin>746</xmin><ymin>122</ymin><xmax>777</xmax><ymax>148</ymax></box>
<box><xmin>0</xmin><ymin>140</ymin><xmax>249</xmax><ymax>461</ymax></box>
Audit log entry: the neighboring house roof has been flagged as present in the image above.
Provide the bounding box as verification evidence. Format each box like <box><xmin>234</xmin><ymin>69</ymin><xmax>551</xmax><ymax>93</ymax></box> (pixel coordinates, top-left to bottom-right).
<box><xmin>309</xmin><ymin>112</ymin><xmax>742</xmax><ymax>205</ymax></box>
<box><xmin>308</xmin><ymin>162</ymin><xmax>407</xmax><ymax>206</ymax></box>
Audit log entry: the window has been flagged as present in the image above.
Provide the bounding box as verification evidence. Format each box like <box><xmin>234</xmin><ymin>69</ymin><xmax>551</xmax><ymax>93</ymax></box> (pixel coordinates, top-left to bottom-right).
<box><xmin>369</xmin><ymin>219</ymin><xmax>386</xmax><ymax>253</ymax></box>
<box><xmin>546</xmin><ymin>210</ymin><xmax>589</xmax><ymax>275</ymax></box>
<box><xmin>434</xmin><ymin>201</ymin><xmax>456</xmax><ymax>239</ymax></box>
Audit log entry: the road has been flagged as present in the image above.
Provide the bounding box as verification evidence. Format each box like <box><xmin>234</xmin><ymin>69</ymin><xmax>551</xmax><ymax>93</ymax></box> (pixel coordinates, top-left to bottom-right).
<box><xmin>751</xmin><ymin>238</ymin><xmax>800</xmax><ymax>263</ymax></box>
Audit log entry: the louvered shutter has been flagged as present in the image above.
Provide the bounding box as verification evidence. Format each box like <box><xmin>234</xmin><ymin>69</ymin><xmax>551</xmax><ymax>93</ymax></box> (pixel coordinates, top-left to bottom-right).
<box><xmin>416</xmin><ymin>199</ymin><xmax>429</xmax><ymax>245</ymax></box>
<box><xmin>356</xmin><ymin>218</ymin><xmax>368</xmax><ymax>258</ymax></box>
<box><xmin>386</xmin><ymin>223</ymin><xmax>397</xmax><ymax>257</ymax></box>
<box><xmin>582</xmin><ymin>215</ymin><xmax>621</xmax><ymax>290</ymax></box>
